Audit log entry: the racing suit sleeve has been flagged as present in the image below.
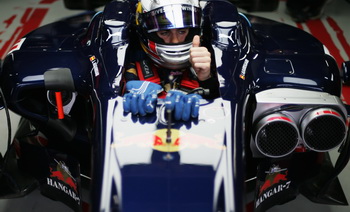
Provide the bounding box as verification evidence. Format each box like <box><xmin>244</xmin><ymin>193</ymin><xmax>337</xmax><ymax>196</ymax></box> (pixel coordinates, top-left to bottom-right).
<box><xmin>124</xmin><ymin>62</ymin><xmax>139</xmax><ymax>81</ymax></box>
<box><xmin>198</xmin><ymin>74</ymin><xmax>220</xmax><ymax>99</ymax></box>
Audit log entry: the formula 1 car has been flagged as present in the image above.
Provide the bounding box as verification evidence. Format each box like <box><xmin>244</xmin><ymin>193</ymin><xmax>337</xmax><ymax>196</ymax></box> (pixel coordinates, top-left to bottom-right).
<box><xmin>0</xmin><ymin>0</ymin><xmax>350</xmax><ymax>211</ymax></box>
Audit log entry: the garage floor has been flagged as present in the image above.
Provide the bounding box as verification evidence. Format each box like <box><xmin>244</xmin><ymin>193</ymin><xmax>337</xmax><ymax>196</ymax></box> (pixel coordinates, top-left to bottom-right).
<box><xmin>0</xmin><ymin>0</ymin><xmax>349</xmax><ymax>211</ymax></box>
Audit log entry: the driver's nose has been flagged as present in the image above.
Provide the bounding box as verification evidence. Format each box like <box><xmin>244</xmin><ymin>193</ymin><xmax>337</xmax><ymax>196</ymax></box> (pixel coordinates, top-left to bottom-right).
<box><xmin>170</xmin><ymin>31</ymin><xmax>180</xmax><ymax>44</ymax></box>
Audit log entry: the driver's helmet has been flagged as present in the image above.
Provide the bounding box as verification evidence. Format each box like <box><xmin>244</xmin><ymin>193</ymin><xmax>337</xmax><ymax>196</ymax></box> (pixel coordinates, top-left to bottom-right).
<box><xmin>135</xmin><ymin>0</ymin><xmax>201</xmax><ymax>69</ymax></box>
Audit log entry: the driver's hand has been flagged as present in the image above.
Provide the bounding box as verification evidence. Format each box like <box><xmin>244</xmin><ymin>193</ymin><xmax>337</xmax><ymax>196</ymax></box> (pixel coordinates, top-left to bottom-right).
<box><xmin>123</xmin><ymin>81</ymin><xmax>162</xmax><ymax>116</ymax></box>
<box><xmin>190</xmin><ymin>35</ymin><xmax>211</xmax><ymax>81</ymax></box>
<box><xmin>165</xmin><ymin>90</ymin><xmax>202</xmax><ymax>121</ymax></box>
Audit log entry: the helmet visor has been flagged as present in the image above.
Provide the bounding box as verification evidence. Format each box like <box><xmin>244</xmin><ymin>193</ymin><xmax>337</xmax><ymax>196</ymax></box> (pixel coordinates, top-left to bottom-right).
<box><xmin>142</xmin><ymin>4</ymin><xmax>201</xmax><ymax>33</ymax></box>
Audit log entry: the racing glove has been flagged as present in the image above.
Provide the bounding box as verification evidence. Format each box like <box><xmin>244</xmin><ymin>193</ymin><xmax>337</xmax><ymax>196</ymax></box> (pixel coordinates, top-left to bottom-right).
<box><xmin>123</xmin><ymin>80</ymin><xmax>162</xmax><ymax>116</ymax></box>
<box><xmin>165</xmin><ymin>90</ymin><xmax>202</xmax><ymax>121</ymax></box>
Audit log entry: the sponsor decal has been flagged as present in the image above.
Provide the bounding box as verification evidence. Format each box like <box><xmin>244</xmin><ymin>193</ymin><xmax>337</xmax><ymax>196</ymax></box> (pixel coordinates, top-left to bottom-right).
<box><xmin>239</xmin><ymin>59</ymin><xmax>249</xmax><ymax>80</ymax></box>
<box><xmin>169</xmin><ymin>70</ymin><xmax>183</xmax><ymax>76</ymax></box>
<box><xmin>153</xmin><ymin>129</ymin><xmax>181</xmax><ymax>152</ymax></box>
<box><xmin>46</xmin><ymin>160</ymin><xmax>80</xmax><ymax>204</ymax></box>
<box><xmin>89</xmin><ymin>55</ymin><xmax>100</xmax><ymax>76</ymax></box>
<box><xmin>112</xmin><ymin>129</ymin><xmax>225</xmax><ymax>152</ymax></box>
<box><xmin>154</xmin><ymin>129</ymin><xmax>226</xmax><ymax>152</ymax></box>
<box><xmin>141</xmin><ymin>59</ymin><xmax>154</xmax><ymax>79</ymax></box>
<box><xmin>255</xmin><ymin>165</ymin><xmax>291</xmax><ymax>208</ymax></box>
<box><xmin>40</xmin><ymin>153</ymin><xmax>81</xmax><ymax>212</ymax></box>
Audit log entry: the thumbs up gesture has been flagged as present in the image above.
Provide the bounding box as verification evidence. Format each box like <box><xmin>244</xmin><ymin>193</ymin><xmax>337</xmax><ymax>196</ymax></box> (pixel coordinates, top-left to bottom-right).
<box><xmin>190</xmin><ymin>35</ymin><xmax>212</xmax><ymax>81</ymax></box>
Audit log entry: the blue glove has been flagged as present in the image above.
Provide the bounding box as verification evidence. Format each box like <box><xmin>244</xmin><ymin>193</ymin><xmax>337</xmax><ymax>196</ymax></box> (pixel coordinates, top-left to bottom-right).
<box><xmin>165</xmin><ymin>90</ymin><xmax>202</xmax><ymax>121</ymax></box>
<box><xmin>123</xmin><ymin>81</ymin><xmax>162</xmax><ymax>116</ymax></box>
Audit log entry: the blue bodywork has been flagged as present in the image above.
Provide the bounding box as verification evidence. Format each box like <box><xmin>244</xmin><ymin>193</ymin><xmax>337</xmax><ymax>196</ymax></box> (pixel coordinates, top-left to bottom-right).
<box><xmin>0</xmin><ymin>0</ymin><xmax>349</xmax><ymax>211</ymax></box>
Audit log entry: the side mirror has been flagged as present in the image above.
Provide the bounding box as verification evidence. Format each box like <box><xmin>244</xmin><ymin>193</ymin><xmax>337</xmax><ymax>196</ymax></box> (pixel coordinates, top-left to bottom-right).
<box><xmin>44</xmin><ymin>68</ymin><xmax>75</xmax><ymax>91</ymax></box>
<box><xmin>44</xmin><ymin>68</ymin><xmax>77</xmax><ymax>140</ymax></box>
<box><xmin>44</xmin><ymin>68</ymin><xmax>75</xmax><ymax>120</ymax></box>
<box><xmin>341</xmin><ymin>61</ymin><xmax>350</xmax><ymax>85</ymax></box>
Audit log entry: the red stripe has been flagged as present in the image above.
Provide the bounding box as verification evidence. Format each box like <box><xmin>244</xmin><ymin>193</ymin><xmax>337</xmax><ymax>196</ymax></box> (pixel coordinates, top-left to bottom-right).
<box><xmin>39</xmin><ymin>0</ymin><xmax>59</xmax><ymax>4</ymax></box>
<box><xmin>267</xmin><ymin>116</ymin><xmax>293</xmax><ymax>122</ymax></box>
<box><xmin>326</xmin><ymin>17</ymin><xmax>350</xmax><ymax>61</ymax></box>
<box><xmin>0</xmin><ymin>8</ymin><xmax>48</xmax><ymax>59</ymax></box>
<box><xmin>296</xmin><ymin>22</ymin><xmax>304</xmax><ymax>30</ymax></box>
<box><xmin>302</xmin><ymin>18</ymin><xmax>350</xmax><ymax>103</ymax></box>
<box><xmin>149</xmin><ymin>41</ymin><xmax>156</xmax><ymax>52</ymax></box>
<box><xmin>55</xmin><ymin>92</ymin><xmax>65</xmax><ymax>119</ymax></box>
<box><xmin>305</xmin><ymin>19</ymin><xmax>344</xmax><ymax>67</ymax></box>
<box><xmin>20</xmin><ymin>8</ymin><xmax>48</xmax><ymax>34</ymax></box>
<box><xmin>0</xmin><ymin>27</ymin><xmax>22</xmax><ymax>58</ymax></box>
<box><xmin>135</xmin><ymin>61</ymin><xmax>145</xmax><ymax>80</ymax></box>
<box><xmin>3</xmin><ymin>15</ymin><xmax>17</xmax><ymax>28</ymax></box>
<box><xmin>146</xmin><ymin>41</ymin><xmax>161</xmax><ymax>60</ymax></box>
<box><xmin>9</xmin><ymin>40</ymin><xmax>21</xmax><ymax>52</ymax></box>
<box><xmin>316</xmin><ymin>110</ymin><xmax>341</xmax><ymax>117</ymax></box>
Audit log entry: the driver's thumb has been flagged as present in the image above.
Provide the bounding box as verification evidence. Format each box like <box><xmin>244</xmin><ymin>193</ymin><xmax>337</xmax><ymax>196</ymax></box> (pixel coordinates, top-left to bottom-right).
<box><xmin>192</xmin><ymin>35</ymin><xmax>200</xmax><ymax>47</ymax></box>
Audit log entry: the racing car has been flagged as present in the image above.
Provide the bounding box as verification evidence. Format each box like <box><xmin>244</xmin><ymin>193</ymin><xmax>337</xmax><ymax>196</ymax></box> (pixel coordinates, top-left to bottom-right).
<box><xmin>0</xmin><ymin>0</ymin><xmax>349</xmax><ymax>211</ymax></box>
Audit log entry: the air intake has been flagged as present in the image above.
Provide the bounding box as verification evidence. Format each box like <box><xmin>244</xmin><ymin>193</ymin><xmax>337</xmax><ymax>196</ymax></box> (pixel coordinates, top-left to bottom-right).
<box><xmin>301</xmin><ymin>108</ymin><xmax>347</xmax><ymax>152</ymax></box>
<box><xmin>254</xmin><ymin>113</ymin><xmax>299</xmax><ymax>158</ymax></box>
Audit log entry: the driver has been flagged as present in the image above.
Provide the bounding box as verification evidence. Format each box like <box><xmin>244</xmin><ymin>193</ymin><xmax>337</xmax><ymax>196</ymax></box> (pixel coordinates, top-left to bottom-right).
<box><xmin>123</xmin><ymin>0</ymin><xmax>219</xmax><ymax>121</ymax></box>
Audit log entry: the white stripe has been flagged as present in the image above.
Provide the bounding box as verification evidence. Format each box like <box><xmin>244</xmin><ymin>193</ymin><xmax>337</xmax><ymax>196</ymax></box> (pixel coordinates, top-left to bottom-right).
<box><xmin>100</xmin><ymin>98</ymin><xmax>117</xmax><ymax>211</ymax></box>
<box><xmin>222</xmin><ymin>100</ymin><xmax>235</xmax><ymax>211</ymax></box>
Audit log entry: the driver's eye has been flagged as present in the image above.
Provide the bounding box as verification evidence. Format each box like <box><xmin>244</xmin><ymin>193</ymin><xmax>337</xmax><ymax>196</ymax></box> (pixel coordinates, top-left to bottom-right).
<box><xmin>158</xmin><ymin>31</ymin><xmax>169</xmax><ymax>36</ymax></box>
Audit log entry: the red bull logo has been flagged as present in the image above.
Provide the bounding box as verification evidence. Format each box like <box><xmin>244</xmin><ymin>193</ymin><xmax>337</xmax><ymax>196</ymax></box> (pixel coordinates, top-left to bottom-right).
<box><xmin>255</xmin><ymin>165</ymin><xmax>292</xmax><ymax>208</ymax></box>
<box><xmin>46</xmin><ymin>161</ymin><xmax>80</xmax><ymax>204</ymax></box>
<box><xmin>153</xmin><ymin>129</ymin><xmax>226</xmax><ymax>152</ymax></box>
<box><xmin>259</xmin><ymin>172</ymin><xmax>288</xmax><ymax>195</ymax></box>
<box><xmin>153</xmin><ymin>129</ymin><xmax>181</xmax><ymax>152</ymax></box>
<box><xmin>112</xmin><ymin>129</ymin><xmax>225</xmax><ymax>152</ymax></box>
<box><xmin>49</xmin><ymin>167</ymin><xmax>78</xmax><ymax>193</ymax></box>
